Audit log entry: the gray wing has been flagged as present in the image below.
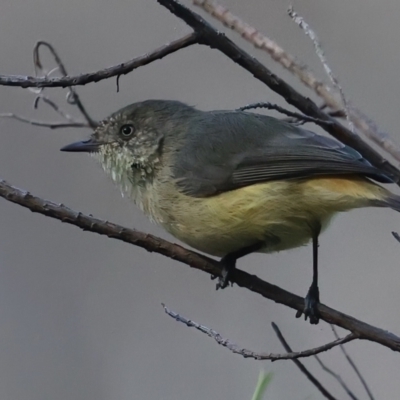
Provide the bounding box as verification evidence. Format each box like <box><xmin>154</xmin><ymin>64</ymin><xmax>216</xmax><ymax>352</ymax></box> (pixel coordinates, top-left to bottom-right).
<box><xmin>171</xmin><ymin>110</ymin><xmax>392</xmax><ymax>197</ymax></box>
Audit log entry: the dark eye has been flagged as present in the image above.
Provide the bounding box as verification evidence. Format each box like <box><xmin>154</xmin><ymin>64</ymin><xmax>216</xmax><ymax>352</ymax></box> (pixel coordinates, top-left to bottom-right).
<box><xmin>120</xmin><ymin>124</ymin><xmax>135</xmax><ymax>138</ymax></box>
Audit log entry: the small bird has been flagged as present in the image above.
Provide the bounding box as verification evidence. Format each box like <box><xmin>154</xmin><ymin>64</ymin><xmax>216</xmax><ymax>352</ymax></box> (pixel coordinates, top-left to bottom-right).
<box><xmin>61</xmin><ymin>100</ymin><xmax>400</xmax><ymax>324</ymax></box>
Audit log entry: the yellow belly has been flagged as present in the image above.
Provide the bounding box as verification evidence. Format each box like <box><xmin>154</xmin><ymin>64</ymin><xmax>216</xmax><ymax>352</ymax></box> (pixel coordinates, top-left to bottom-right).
<box><xmin>144</xmin><ymin>176</ymin><xmax>388</xmax><ymax>257</ymax></box>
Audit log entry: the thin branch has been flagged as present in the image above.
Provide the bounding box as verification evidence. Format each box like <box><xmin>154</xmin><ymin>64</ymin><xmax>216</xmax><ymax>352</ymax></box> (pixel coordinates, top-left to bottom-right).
<box><xmin>34</xmin><ymin>95</ymin><xmax>76</xmax><ymax>122</ymax></box>
<box><xmin>157</xmin><ymin>0</ymin><xmax>400</xmax><ymax>184</ymax></box>
<box><xmin>1</xmin><ymin>177</ymin><xmax>400</xmax><ymax>352</ymax></box>
<box><xmin>162</xmin><ymin>304</ymin><xmax>357</xmax><ymax>360</ymax></box>
<box><xmin>392</xmin><ymin>231</ymin><xmax>400</xmax><ymax>243</ymax></box>
<box><xmin>33</xmin><ymin>41</ymin><xmax>98</xmax><ymax>129</ymax></box>
<box><xmin>287</xmin><ymin>6</ymin><xmax>354</xmax><ymax>133</ymax></box>
<box><xmin>314</xmin><ymin>356</ymin><xmax>358</xmax><ymax>400</ymax></box>
<box><xmin>0</xmin><ymin>113</ymin><xmax>89</xmax><ymax>129</ymax></box>
<box><xmin>271</xmin><ymin>323</ymin><xmax>337</xmax><ymax>400</ymax></box>
<box><xmin>0</xmin><ymin>33</ymin><xmax>199</xmax><ymax>88</ymax></box>
<box><xmin>331</xmin><ymin>325</ymin><xmax>375</xmax><ymax>400</ymax></box>
<box><xmin>192</xmin><ymin>0</ymin><xmax>400</xmax><ymax>163</ymax></box>
<box><xmin>238</xmin><ymin>102</ymin><xmax>334</xmax><ymax>127</ymax></box>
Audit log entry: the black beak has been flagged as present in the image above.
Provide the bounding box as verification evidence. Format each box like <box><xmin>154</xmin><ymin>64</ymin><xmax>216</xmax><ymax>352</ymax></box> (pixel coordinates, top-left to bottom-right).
<box><xmin>60</xmin><ymin>138</ymin><xmax>100</xmax><ymax>153</ymax></box>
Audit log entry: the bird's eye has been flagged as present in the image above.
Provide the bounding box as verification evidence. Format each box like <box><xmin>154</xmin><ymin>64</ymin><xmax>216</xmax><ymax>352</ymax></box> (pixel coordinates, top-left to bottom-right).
<box><xmin>120</xmin><ymin>124</ymin><xmax>135</xmax><ymax>138</ymax></box>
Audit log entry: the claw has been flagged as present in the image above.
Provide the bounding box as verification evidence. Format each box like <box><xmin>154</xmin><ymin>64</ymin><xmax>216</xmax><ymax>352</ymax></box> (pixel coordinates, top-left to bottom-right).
<box><xmin>296</xmin><ymin>284</ymin><xmax>320</xmax><ymax>324</ymax></box>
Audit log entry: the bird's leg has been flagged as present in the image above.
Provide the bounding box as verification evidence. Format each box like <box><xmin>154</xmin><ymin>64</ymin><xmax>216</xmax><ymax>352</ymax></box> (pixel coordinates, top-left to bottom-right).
<box><xmin>296</xmin><ymin>226</ymin><xmax>321</xmax><ymax>324</ymax></box>
<box><xmin>216</xmin><ymin>242</ymin><xmax>264</xmax><ymax>290</ymax></box>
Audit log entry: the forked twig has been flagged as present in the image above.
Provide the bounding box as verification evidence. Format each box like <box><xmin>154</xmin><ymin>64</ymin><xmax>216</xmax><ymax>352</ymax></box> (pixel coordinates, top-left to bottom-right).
<box><xmin>162</xmin><ymin>304</ymin><xmax>357</xmax><ymax>361</ymax></box>
<box><xmin>33</xmin><ymin>41</ymin><xmax>98</xmax><ymax>128</ymax></box>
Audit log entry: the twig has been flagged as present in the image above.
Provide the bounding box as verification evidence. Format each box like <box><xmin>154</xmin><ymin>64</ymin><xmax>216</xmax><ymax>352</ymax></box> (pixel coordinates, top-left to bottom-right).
<box><xmin>0</xmin><ymin>113</ymin><xmax>89</xmax><ymax>129</ymax></box>
<box><xmin>314</xmin><ymin>355</ymin><xmax>358</xmax><ymax>400</ymax></box>
<box><xmin>34</xmin><ymin>95</ymin><xmax>76</xmax><ymax>122</ymax></box>
<box><xmin>157</xmin><ymin>0</ymin><xmax>400</xmax><ymax>184</ymax></box>
<box><xmin>271</xmin><ymin>323</ymin><xmax>337</xmax><ymax>400</ymax></box>
<box><xmin>287</xmin><ymin>7</ymin><xmax>354</xmax><ymax>133</ymax></box>
<box><xmin>392</xmin><ymin>231</ymin><xmax>400</xmax><ymax>243</ymax></box>
<box><xmin>1</xmin><ymin>177</ymin><xmax>400</xmax><ymax>352</ymax></box>
<box><xmin>331</xmin><ymin>325</ymin><xmax>375</xmax><ymax>400</ymax></box>
<box><xmin>33</xmin><ymin>41</ymin><xmax>97</xmax><ymax>129</ymax></box>
<box><xmin>238</xmin><ymin>102</ymin><xmax>333</xmax><ymax>127</ymax></box>
<box><xmin>162</xmin><ymin>304</ymin><xmax>357</xmax><ymax>360</ymax></box>
<box><xmin>0</xmin><ymin>33</ymin><xmax>199</xmax><ymax>88</ymax></box>
<box><xmin>192</xmin><ymin>0</ymin><xmax>400</xmax><ymax>163</ymax></box>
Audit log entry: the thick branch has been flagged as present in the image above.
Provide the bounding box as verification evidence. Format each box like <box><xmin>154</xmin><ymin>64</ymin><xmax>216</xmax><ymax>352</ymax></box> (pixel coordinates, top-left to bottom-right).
<box><xmin>0</xmin><ymin>33</ymin><xmax>199</xmax><ymax>88</ymax></box>
<box><xmin>1</xmin><ymin>178</ymin><xmax>400</xmax><ymax>352</ymax></box>
<box><xmin>157</xmin><ymin>0</ymin><xmax>400</xmax><ymax>183</ymax></box>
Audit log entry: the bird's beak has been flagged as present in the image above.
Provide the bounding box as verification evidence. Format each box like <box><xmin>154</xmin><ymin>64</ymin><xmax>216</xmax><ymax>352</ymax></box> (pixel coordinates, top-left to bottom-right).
<box><xmin>60</xmin><ymin>138</ymin><xmax>101</xmax><ymax>153</ymax></box>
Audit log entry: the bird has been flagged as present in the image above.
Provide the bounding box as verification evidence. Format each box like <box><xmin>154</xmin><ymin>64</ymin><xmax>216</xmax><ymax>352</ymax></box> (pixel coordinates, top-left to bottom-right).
<box><xmin>61</xmin><ymin>99</ymin><xmax>400</xmax><ymax>324</ymax></box>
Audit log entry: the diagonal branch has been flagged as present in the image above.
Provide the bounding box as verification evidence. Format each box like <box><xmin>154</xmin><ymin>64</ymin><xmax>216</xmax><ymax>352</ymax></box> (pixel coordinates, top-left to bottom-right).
<box><xmin>314</xmin><ymin>355</ymin><xmax>359</xmax><ymax>400</ymax></box>
<box><xmin>272</xmin><ymin>323</ymin><xmax>337</xmax><ymax>400</ymax></box>
<box><xmin>193</xmin><ymin>0</ymin><xmax>400</xmax><ymax>163</ymax></box>
<box><xmin>331</xmin><ymin>325</ymin><xmax>375</xmax><ymax>399</ymax></box>
<box><xmin>162</xmin><ymin>304</ymin><xmax>358</xmax><ymax>360</ymax></box>
<box><xmin>1</xmin><ymin>177</ymin><xmax>400</xmax><ymax>352</ymax></box>
<box><xmin>0</xmin><ymin>33</ymin><xmax>199</xmax><ymax>88</ymax></box>
<box><xmin>157</xmin><ymin>0</ymin><xmax>400</xmax><ymax>184</ymax></box>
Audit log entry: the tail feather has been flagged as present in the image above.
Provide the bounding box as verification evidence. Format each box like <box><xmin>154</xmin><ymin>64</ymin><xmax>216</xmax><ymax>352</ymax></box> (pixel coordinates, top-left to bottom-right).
<box><xmin>374</xmin><ymin>194</ymin><xmax>400</xmax><ymax>212</ymax></box>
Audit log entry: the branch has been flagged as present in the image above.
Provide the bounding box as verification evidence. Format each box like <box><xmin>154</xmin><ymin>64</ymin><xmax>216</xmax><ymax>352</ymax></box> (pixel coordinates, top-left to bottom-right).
<box><xmin>34</xmin><ymin>95</ymin><xmax>76</xmax><ymax>122</ymax></box>
<box><xmin>33</xmin><ymin>41</ymin><xmax>98</xmax><ymax>128</ymax></box>
<box><xmin>314</xmin><ymin>355</ymin><xmax>358</xmax><ymax>400</ymax></box>
<box><xmin>0</xmin><ymin>33</ymin><xmax>199</xmax><ymax>88</ymax></box>
<box><xmin>162</xmin><ymin>304</ymin><xmax>357</xmax><ymax>360</ymax></box>
<box><xmin>1</xmin><ymin>177</ymin><xmax>400</xmax><ymax>352</ymax></box>
<box><xmin>238</xmin><ymin>102</ymin><xmax>334</xmax><ymax>127</ymax></box>
<box><xmin>331</xmin><ymin>325</ymin><xmax>375</xmax><ymax>399</ymax></box>
<box><xmin>157</xmin><ymin>0</ymin><xmax>400</xmax><ymax>181</ymax></box>
<box><xmin>272</xmin><ymin>323</ymin><xmax>337</xmax><ymax>400</ymax></box>
<box><xmin>193</xmin><ymin>0</ymin><xmax>400</xmax><ymax>163</ymax></box>
<box><xmin>0</xmin><ymin>113</ymin><xmax>90</xmax><ymax>129</ymax></box>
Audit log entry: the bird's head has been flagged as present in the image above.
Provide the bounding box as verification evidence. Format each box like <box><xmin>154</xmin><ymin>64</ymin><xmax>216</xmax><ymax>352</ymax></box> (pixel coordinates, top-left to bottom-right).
<box><xmin>61</xmin><ymin>100</ymin><xmax>196</xmax><ymax>192</ymax></box>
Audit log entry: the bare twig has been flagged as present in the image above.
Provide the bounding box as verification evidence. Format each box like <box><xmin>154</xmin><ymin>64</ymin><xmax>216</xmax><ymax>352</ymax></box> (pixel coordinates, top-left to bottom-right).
<box><xmin>1</xmin><ymin>177</ymin><xmax>400</xmax><ymax>351</ymax></box>
<box><xmin>192</xmin><ymin>0</ymin><xmax>400</xmax><ymax>162</ymax></box>
<box><xmin>392</xmin><ymin>231</ymin><xmax>400</xmax><ymax>243</ymax></box>
<box><xmin>272</xmin><ymin>323</ymin><xmax>337</xmax><ymax>400</ymax></box>
<box><xmin>314</xmin><ymin>356</ymin><xmax>358</xmax><ymax>400</ymax></box>
<box><xmin>34</xmin><ymin>95</ymin><xmax>76</xmax><ymax>122</ymax></box>
<box><xmin>287</xmin><ymin>7</ymin><xmax>354</xmax><ymax>133</ymax></box>
<box><xmin>33</xmin><ymin>41</ymin><xmax>98</xmax><ymax>129</ymax></box>
<box><xmin>0</xmin><ymin>33</ymin><xmax>199</xmax><ymax>88</ymax></box>
<box><xmin>238</xmin><ymin>102</ymin><xmax>333</xmax><ymax>127</ymax></box>
<box><xmin>162</xmin><ymin>304</ymin><xmax>357</xmax><ymax>360</ymax></box>
<box><xmin>0</xmin><ymin>113</ymin><xmax>89</xmax><ymax>129</ymax></box>
<box><xmin>331</xmin><ymin>325</ymin><xmax>375</xmax><ymax>400</ymax></box>
<box><xmin>157</xmin><ymin>0</ymin><xmax>400</xmax><ymax>183</ymax></box>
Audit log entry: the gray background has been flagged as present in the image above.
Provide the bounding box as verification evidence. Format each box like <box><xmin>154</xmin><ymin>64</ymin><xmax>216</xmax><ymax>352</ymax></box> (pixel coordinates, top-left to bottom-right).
<box><xmin>1</xmin><ymin>0</ymin><xmax>400</xmax><ymax>399</ymax></box>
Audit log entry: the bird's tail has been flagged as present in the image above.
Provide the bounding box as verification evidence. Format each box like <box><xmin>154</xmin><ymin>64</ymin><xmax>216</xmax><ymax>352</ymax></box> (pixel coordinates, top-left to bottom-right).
<box><xmin>378</xmin><ymin>193</ymin><xmax>400</xmax><ymax>212</ymax></box>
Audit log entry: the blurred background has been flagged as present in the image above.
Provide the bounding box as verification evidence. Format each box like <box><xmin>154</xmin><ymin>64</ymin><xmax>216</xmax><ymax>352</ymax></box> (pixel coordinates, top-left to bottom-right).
<box><xmin>1</xmin><ymin>0</ymin><xmax>400</xmax><ymax>398</ymax></box>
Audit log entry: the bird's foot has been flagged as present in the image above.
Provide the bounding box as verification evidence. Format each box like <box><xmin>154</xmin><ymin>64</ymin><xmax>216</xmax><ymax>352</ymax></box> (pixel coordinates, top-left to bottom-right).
<box><xmin>215</xmin><ymin>256</ymin><xmax>236</xmax><ymax>290</ymax></box>
<box><xmin>296</xmin><ymin>284</ymin><xmax>320</xmax><ymax>324</ymax></box>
